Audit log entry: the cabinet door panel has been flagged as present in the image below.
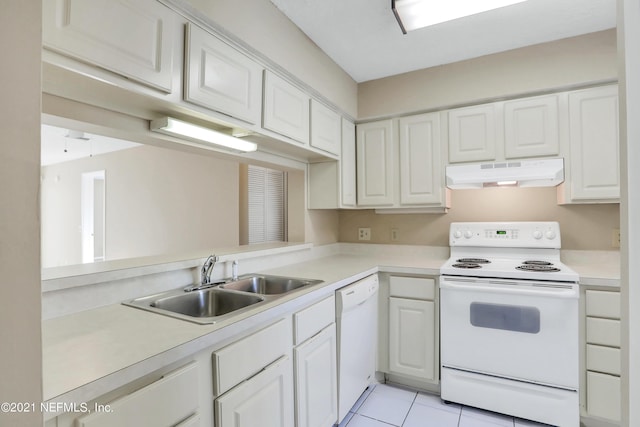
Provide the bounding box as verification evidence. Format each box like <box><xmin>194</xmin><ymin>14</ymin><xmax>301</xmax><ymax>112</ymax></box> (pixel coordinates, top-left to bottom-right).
<box><xmin>448</xmin><ymin>104</ymin><xmax>496</xmax><ymax>163</ymax></box>
<box><xmin>263</xmin><ymin>71</ymin><xmax>310</xmax><ymax>144</ymax></box>
<box><xmin>504</xmin><ymin>95</ymin><xmax>559</xmax><ymax>159</ymax></box>
<box><xmin>399</xmin><ymin>113</ymin><xmax>443</xmax><ymax>205</ymax></box>
<box><xmin>356</xmin><ymin>120</ymin><xmax>395</xmax><ymax>206</ymax></box>
<box><xmin>389</xmin><ymin>298</ymin><xmax>436</xmax><ymax>381</ymax></box>
<box><xmin>216</xmin><ymin>356</ymin><xmax>294</xmax><ymax>427</ymax></box>
<box><xmin>43</xmin><ymin>0</ymin><xmax>175</xmax><ymax>92</ymax></box>
<box><xmin>341</xmin><ymin>119</ymin><xmax>357</xmax><ymax>207</ymax></box>
<box><xmin>586</xmin><ymin>371</ymin><xmax>621</xmax><ymax>421</ymax></box>
<box><xmin>585</xmin><ymin>290</ymin><xmax>621</xmax><ymax>319</ymax></box>
<box><xmin>294</xmin><ymin>325</ymin><xmax>338</xmax><ymax>427</ymax></box>
<box><xmin>569</xmin><ymin>86</ymin><xmax>620</xmax><ymax>200</ymax></box>
<box><xmin>310</xmin><ymin>100</ymin><xmax>341</xmax><ymax>155</ymax></box>
<box><xmin>185</xmin><ymin>23</ymin><xmax>262</xmax><ymax>124</ymax></box>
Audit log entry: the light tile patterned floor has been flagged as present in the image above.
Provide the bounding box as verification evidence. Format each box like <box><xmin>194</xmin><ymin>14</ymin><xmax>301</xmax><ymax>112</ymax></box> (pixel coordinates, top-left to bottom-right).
<box><xmin>338</xmin><ymin>383</ymin><xmax>553</xmax><ymax>427</ymax></box>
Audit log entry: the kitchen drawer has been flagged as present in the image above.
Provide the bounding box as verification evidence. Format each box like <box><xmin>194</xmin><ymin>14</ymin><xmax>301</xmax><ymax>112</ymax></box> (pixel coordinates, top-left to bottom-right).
<box><xmin>586</xmin><ymin>317</ymin><xmax>621</xmax><ymax>347</ymax></box>
<box><xmin>389</xmin><ymin>276</ymin><xmax>435</xmax><ymax>300</ymax></box>
<box><xmin>76</xmin><ymin>362</ymin><xmax>198</xmax><ymax>427</ymax></box>
<box><xmin>586</xmin><ymin>344</ymin><xmax>621</xmax><ymax>375</ymax></box>
<box><xmin>213</xmin><ymin>317</ymin><xmax>291</xmax><ymax>395</ymax></box>
<box><xmin>586</xmin><ymin>371</ymin><xmax>621</xmax><ymax>421</ymax></box>
<box><xmin>585</xmin><ymin>290</ymin><xmax>621</xmax><ymax>319</ymax></box>
<box><xmin>294</xmin><ymin>295</ymin><xmax>335</xmax><ymax>345</ymax></box>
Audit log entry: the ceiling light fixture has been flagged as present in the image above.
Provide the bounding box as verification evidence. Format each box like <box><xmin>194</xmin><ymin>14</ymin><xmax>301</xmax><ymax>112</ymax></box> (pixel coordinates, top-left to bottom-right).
<box><xmin>150</xmin><ymin>117</ymin><xmax>258</xmax><ymax>153</ymax></box>
<box><xmin>392</xmin><ymin>0</ymin><xmax>528</xmax><ymax>34</ymax></box>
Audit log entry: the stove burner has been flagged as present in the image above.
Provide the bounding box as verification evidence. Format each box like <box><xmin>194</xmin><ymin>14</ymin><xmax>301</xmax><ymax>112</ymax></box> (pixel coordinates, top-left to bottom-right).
<box><xmin>456</xmin><ymin>258</ymin><xmax>491</xmax><ymax>264</ymax></box>
<box><xmin>522</xmin><ymin>260</ymin><xmax>554</xmax><ymax>266</ymax></box>
<box><xmin>516</xmin><ymin>265</ymin><xmax>561</xmax><ymax>272</ymax></box>
<box><xmin>452</xmin><ymin>263</ymin><xmax>482</xmax><ymax>269</ymax></box>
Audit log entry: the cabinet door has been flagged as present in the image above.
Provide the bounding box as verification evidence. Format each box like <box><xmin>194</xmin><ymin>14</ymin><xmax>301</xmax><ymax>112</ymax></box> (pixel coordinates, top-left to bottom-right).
<box><xmin>216</xmin><ymin>356</ymin><xmax>294</xmax><ymax>427</ymax></box>
<box><xmin>568</xmin><ymin>85</ymin><xmax>620</xmax><ymax>201</ymax></box>
<box><xmin>586</xmin><ymin>371</ymin><xmax>621</xmax><ymax>421</ymax></box>
<box><xmin>356</xmin><ymin>120</ymin><xmax>395</xmax><ymax>206</ymax></box>
<box><xmin>389</xmin><ymin>298</ymin><xmax>436</xmax><ymax>381</ymax></box>
<box><xmin>341</xmin><ymin>119</ymin><xmax>357</xmax><ymax>207</ymax></box>
<box><xmin>43</xmin><ymin>0</ymin><xmax>175</xmax><ymax>92</ymax></box>
<box><xmin>448</xmin><ymin>104</ymin><xmax>497</xmax><ymax>163</ymax></box>
<box><xmin>184</xmin><ymin>23</ymin><xmax>262</xmax><ymax>125</ymax></box>
<box><xmin>504</xmin><ymin>95</ymin><xmax>559</xmax><ymax>159</ymax></box>
<box><xmin>398</xmin><ymin>113</ymin><xmax>443</xmax><ymax>205</ymax></box>
<box><xmin>310</xmin><ymin>100</ymin><xmax>341</xmax><ymax>155</ymax></box>
<box><xmin>263</xmin><ymin>71</ymin><xmax>310</xmax><ymax>144</ymax></box>
<box><xmin>294</xmin><ymin>325</ymin><xmax>338</xmax><ymax>427</ymax></box>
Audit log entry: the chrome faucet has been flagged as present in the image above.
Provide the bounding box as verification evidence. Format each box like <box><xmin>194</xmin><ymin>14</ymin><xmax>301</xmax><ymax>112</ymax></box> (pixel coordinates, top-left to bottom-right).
<box><xmin>231</xmin><ymin>260</ymin><xmax>239</xmax><ymax>281</ymax></box>
<box><xmin>201</xmin><ymin>254</ymin><xmax>219</xmax><ymax>285</ymax></box>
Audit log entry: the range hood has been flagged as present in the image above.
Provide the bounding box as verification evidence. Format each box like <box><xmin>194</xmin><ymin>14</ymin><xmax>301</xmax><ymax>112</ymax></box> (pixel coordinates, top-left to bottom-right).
<box><xmin>446</xmin><ymin>158</ymin><xmax>564</xmax><ymax>189</ymax></box>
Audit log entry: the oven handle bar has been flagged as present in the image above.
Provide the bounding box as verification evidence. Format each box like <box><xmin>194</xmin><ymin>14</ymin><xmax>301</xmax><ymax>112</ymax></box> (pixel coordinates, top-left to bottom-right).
<box><xmin>440</xmin><ymin>277</ymin><xmax>579</xmax><ymax>299</ymax></box>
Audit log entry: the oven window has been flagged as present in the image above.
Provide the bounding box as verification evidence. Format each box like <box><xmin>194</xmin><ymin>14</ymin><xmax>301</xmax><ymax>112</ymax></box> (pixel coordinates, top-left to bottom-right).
<box><xmin>470</xmin><ymin>302</ymin><xmax>540</xmax><ymax>334</ymax></box>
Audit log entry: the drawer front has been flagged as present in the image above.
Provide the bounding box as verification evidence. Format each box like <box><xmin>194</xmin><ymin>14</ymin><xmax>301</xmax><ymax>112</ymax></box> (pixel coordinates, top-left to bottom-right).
<box><xmin>389</xmin><ymin>276</ymin><xmax>435</xmax><ymax>300</ymax></box>
<box><xmin>213</xmin><ymin>317</ymin><xmax>291</xmax><ymax>395</ymax></box>
<box><xmin>585</xmin><ymin>290</ymin><xmax>621</xmax><ymax>319</ymax></box>
<box><xmin>294</xmin><ymin>295</ymin><xmax>335</xmax><ymax>345</ymax></box>
<box><xmin>586</xmin><ymin>317</ymin><xmax>621</xmax><ymax>347</ymax></box>
<box><xmin>586</xmin><ymin>371</ymin><xmax>621</xmax><ymax>421</ymax></box>
<box><xmin>76</xmin><ymin>362</ymin><xmax>199</xmax><ymax>427</ymax></box>
<box><xmin>586</xmin><ymin>344</ymin><xmax>621</xmax><ymax>375</ymax></box>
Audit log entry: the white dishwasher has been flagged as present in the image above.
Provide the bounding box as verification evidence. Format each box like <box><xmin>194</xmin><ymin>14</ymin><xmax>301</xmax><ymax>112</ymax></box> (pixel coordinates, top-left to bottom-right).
<box><xmin>335</xmin><ymin>274</ymin><xmax>379</xmax><ymax>422</ymax></box>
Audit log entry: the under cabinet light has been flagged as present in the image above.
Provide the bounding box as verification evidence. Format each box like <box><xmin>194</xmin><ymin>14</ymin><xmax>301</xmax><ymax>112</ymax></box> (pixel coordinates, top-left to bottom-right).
<box><xmin>392</xmin><ymin>0</ymin><xmax>528</xmax><ymax>34</ymax></box>
<box><xmin>150</xmin><ymin>117</ymin><xmax>258</xmax><ymax>153</ymax></box>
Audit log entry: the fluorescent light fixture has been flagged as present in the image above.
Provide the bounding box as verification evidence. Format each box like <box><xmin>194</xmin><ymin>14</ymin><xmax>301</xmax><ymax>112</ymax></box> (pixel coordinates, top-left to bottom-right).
<box><xmin>150</xmin><ymin>117</ymin><xmax>257</xmax><ymax>153</ymax></box>
<box><xmin>392</xmin><ymin>0</ymin><xmax>528</xmax><ymax>34</ymax></box>
<box><xmin>497</xmin><ymin>180</ymin><xmax>518</xmax><ymax>186</ymax></box>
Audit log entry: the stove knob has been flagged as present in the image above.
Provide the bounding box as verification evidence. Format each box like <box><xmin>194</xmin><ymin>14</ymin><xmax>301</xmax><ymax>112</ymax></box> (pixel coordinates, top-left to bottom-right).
<box><xmin>464</xmin><ymin>230</ymin><xmax>473</xmax><ymax>239</ymax></box>
<box><xmin>532</xmin><ymin>230</ymin><xmax>543</xmax><ymax>240</ymax></box>
<box><xmin>545</xmin><ymin>230</ymin><xmax>557</xmax><ymax>240</ymax></box>
<box><xmin>453</xmin><ymin>230</ymin><xmax>462</xmax><ymax>239</ymax></box>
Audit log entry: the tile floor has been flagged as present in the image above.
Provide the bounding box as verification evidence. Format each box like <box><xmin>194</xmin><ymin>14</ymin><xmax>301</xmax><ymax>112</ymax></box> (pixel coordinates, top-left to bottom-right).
<box><xmin>338</xmin><ymin>383</ymin><xmax>552</xmax><ymax>427</ymax></box>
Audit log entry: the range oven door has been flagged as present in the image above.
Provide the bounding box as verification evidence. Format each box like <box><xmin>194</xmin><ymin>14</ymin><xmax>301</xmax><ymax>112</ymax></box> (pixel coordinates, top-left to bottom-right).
<box><xmin>440</xmin><ymin>275</ymin><xmax>579</xmax><ymax>390</ymax></box>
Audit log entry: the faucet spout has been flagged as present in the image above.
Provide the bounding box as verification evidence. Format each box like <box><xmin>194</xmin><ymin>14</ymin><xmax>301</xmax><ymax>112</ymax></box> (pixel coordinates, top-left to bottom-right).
<box><xmin>201</xmin><ymin>255</ymin><xmax>219</xmax><ymax>285</ymax></box>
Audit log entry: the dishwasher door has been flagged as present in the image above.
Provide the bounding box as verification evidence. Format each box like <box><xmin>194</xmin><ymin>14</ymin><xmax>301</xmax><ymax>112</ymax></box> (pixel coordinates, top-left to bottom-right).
<box><xmin>335</xmin><ymin>274</ymin><xmax>379</xmax><ymax>422</ymax></box>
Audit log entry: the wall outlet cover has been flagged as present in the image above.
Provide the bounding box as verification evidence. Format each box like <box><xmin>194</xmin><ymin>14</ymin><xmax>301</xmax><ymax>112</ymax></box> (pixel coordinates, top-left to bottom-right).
<box><xmin>358</xmin><ymin>227</ymin><xmax>371</xmax><ymax>241</ymax></box>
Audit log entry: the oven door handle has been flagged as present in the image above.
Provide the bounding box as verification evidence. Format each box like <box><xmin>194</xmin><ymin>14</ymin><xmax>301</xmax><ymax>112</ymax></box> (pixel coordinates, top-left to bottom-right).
<box><xmin>440</xmin><ymin>278</ymin><xmax>579</xmax><ymax>299</ymax></box>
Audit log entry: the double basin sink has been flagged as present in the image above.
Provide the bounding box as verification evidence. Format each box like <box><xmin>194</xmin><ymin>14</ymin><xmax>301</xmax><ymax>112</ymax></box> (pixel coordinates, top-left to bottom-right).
<box><xmin>124</xmin><ymin>274</ymin><xmax>323</xmax><ymax>324</ymax></box>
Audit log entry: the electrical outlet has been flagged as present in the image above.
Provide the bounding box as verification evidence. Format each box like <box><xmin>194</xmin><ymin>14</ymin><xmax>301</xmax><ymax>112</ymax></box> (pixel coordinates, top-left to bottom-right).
<box><xmin>612</xmin><ymin>228</ymin><xmax>620</xmax><ymax>248</ymax></box>
<box><xmin>358</xmin><ymin>227</ymin><xmax>371</xmax><ymax>241</ymax></box>
<box><xmin>391</xmin><ymin>228</ymin><xmax>399</xmax><ymax>241</ymax></box>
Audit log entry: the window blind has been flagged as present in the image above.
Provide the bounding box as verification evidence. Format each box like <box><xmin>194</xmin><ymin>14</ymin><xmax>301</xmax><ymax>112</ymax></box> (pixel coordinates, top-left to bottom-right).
<box><xmin>247</xmin><ymin>165</ymin><xmax>286</xmax><ymax>244</ymax></box>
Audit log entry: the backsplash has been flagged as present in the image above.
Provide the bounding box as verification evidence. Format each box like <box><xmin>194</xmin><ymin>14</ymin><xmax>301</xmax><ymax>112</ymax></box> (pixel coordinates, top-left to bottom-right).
<box><xmin>339</xmin><ymin>187</ymin><xmax>620</xmax><ymax>250</ymax></box>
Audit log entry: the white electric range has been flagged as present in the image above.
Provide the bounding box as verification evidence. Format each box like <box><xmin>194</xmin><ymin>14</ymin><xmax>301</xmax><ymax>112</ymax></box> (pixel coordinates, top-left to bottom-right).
<box><xmin>440</xmin><ymin>222</ymin><xmax>579</xmax><ymax>427</ymax></box>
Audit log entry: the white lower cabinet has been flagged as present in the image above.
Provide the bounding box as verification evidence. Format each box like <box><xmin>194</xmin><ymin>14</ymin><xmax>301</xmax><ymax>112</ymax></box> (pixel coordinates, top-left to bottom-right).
<box><xmin>75</xmin><ymin>362</ymin><xmax>200</xmax><ymax>427</ymax></box>
<box><xmin>215</xmin><ymin>356</ymin><xmax>294</xmax><ymax>427</ymax></box>
<box><xmin>583</xmin><ymin>289</ymin><xmax>622</xmax><ymax>423</ymax></box>
<box><xmin>385</xmin><ymin>276</ymin><xmax>439</xmax><ymax>385</ymax></box>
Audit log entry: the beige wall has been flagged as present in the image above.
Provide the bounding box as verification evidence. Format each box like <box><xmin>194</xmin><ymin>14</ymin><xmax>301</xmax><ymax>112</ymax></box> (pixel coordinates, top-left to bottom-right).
<box><xmin>0</xmin><ymin>1</ymin><xmax>43</xmax><ymax>425</ymax></box>
<box><xmin>41</xmin><ymin>145</ymin><xmax>240</xmax><ymax>267</ymax></box>
<box><xmin>184</xmin><ymin>0</ymin><xmax>358</xmax><ymax>118</ymax></box>
<box><xmin>358</xmin><ymin>30</ymin><xmax>617</xmax><ymax>120</ymax></box>
<box><xmin>339</xmin><ymin>187</ymin><xmax>620</xmax><ymax>250</ymax></box>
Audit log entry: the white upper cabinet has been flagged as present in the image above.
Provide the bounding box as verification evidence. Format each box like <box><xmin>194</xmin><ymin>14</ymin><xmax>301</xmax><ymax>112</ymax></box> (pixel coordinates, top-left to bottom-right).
<box><xmin>356</xmin><ymin>120</ymin><xmax>395</xmax><ymax>206</ymax></box>
<box><xmin>341</xmin><ymin>119</ymin><xmax>357</xmax><ymax>207</ymax></box>
<box><xmin>263</xmin><ymin>70</ymin><xmax>311</xmax><ymax>144</ymax></box>
<box><xmin>567</xmin><ymin>85</ymin><xmax>620</xmax><ymax>202</ymax></box>
<box><xmin>43</xmin><ymin>0</ymin><xmax>176</xmax><ymax>93</ymax></box>
<box><xmin>504</xmin><ymin>94</ymin><xmax>560</xmax><ymax>159</ymax></box>
<box><xmin>310</xmin><ymin>100</ymin><xmax>341</xmax><ymax>155</ymax></box>
<box><xmin>448</xmin><ymin>104</ymin><xmax>497</xmax><ymax>163</ymax></box>
<box><xmin>184</xmin><ymin>23</ymin><xmax>263</xmax><ymax>125</ymax></box>
<box><xmin>398</xmin><ymin>113</ymin><xmax>443</xmax><ymax>205</ymax></box>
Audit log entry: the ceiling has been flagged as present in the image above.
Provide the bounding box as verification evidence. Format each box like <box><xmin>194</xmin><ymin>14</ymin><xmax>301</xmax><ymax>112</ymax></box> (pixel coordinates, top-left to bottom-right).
<box><xmin>41</xmin><ymin>124</ymin><xmax>140</xmax><ymax>166</ymax></box>
<box><xmin>269</xmin><ymin>0</ymin><xmax>617</xmax><ymax>83</ymax></box>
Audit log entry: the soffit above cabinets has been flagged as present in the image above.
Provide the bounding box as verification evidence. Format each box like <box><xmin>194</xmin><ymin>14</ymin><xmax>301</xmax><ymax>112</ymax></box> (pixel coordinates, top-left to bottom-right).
<box><xmin>269</xmin><ymin>0</ymin><xmax>616</xmax><ymax>82</ymax></box>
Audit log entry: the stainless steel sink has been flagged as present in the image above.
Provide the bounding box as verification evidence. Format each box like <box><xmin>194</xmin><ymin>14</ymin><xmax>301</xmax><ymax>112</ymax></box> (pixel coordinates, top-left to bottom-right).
<box><xmin>124</xmin><ymin>288</ymin><xmax>265</xmax><ymax>324</ymax></box>
<box><xmin>123</xmin><ymin>274</ymin><xmax>323</xmax><ymax>324</ymax></box>
<box><xmin>218</xmin><ymin>274</ymin><xmax>323</xmax><ymax>295</ymax></box>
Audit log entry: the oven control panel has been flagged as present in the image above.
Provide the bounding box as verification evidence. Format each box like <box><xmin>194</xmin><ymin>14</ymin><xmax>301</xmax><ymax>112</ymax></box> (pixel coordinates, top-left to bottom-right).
<box><xmin>450</xmin><ymin>222</ymin><xmax>561</xmax><ymax>248</ymax></box>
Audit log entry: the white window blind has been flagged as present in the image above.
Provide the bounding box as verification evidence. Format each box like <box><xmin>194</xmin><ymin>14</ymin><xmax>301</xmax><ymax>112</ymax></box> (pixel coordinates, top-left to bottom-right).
<box><xmin>248</xmin><ymin>165</ymin><xmax>286</xmax><ymax>244</ymax></box>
